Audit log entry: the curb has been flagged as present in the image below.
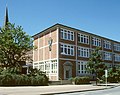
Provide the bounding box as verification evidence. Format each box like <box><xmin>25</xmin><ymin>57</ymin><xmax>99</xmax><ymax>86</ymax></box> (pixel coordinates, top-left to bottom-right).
<box><xmin>41</xmin><ymin>85</ymin><xmax>120</xmax><ymax>95</ymax></box>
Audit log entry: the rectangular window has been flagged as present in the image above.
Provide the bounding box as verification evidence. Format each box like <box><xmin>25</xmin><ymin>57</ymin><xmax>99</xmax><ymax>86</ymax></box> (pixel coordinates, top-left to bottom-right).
<box><xmin>77</xmin><ymin>61</ymin><xmax>88</xmax><ymax>74</ymax></box>
<box><xmin>104</xmin><ymin>40</ymin><xmax>111</xmax><ymax>49</ymax></box>
<box><xmin>92</xmin><ymin>37</ymin><xmax>101</xmax><ymax>46</ymax></box>
<box><xmin>39</xmin><ymin>62</ymin><xmax>44</xmax><ymax>71</ymax></box>
<box><xmin>114</xmin><ymin>43</ymin><xmax>120</xmax><ymax>52</ymax></box>
<box><xmin>60</xmin><ymin>28</ymin><xmax>74</xmax><ymax>41</ymax></box>
<box><xmin>114</xmin><ymin>54</ymin><xmax>120</xmax><ymax>62</ymax></box>
<box><xmin>61</xmin><ymin>43</ymin><xmax>74</xmax><ymax>56</ymax></box>
<box><xmin>51</xmin><ymin>60</ymin><xmax>57</xmax><ymax>73</ymax></box>
<box><xmin>78</xmin><ymin>33</ymin><xmax>89</xmax><ymax>44</ymax></box>
<box><xmin>45</xmin><ymin>61</ymin><xmax>50</xmax><ymax>74</ymax></box>
<box><xmin>78</xmin><ymin>46</ymin><xmax>89</xmax><ymax>58</ymax></box>
<box><xmin>103</xmin><ymin>52</ymin><xmax>112</xmax><ymax>60</ymax></box>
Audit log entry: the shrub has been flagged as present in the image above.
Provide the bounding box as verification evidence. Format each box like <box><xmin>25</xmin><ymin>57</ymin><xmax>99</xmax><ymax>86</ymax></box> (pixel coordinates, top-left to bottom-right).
<box><xmin>0</xmin><ymin>68</ymin><xmax>49</xmax><ymax>86</ymax></box>
<box><xmin>74</xmin><ymin>76</ymin><xmax>90</xmax><ymax>85</ymax></box>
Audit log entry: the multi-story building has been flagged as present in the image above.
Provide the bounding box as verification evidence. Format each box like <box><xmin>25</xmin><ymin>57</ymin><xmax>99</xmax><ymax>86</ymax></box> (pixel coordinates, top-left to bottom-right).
<box><xmin>33</xmin><ymin>23</ymin><xmax>120</xmax><ymax>81</ymax></box>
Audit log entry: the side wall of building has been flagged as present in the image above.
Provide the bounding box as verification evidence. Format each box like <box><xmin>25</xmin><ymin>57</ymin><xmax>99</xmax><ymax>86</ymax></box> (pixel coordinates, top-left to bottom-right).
<box><xmin>33</xmin><ymin>28</ymin><xmax>59</xmax><ymax>81</ymax></box>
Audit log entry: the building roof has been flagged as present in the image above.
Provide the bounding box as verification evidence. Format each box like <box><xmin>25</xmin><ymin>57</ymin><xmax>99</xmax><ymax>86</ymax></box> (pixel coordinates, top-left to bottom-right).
<box><xmin>33</xmin><ymin>23</ymin><xmax>120</xmax><ymax>43</ymax></box>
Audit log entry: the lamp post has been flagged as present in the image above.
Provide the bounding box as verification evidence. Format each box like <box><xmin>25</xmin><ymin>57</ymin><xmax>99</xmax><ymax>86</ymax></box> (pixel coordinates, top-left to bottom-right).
<box><xmin>105</xmin><ymin>69</ymin><xmax>108</xmax><ymax>87</ymax></box>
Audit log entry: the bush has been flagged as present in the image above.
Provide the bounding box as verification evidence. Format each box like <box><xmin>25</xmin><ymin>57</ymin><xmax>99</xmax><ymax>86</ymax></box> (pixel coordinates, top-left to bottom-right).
<box><xmin>74</xmin><ymin>76</ymin><xmax>90</xmax><ymax>85</ymax></box>
<box><xmin>0</xmin><ymin>68</ymin><xmax>49</xmax><ymax>86</ymax></box>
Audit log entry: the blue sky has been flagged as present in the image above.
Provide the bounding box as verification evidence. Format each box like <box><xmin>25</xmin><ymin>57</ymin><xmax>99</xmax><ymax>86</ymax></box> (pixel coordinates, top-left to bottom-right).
<box><xmin>0</xmin><ymin>0</ymin><xmax>120</xmax><ymax>41</ymax></box>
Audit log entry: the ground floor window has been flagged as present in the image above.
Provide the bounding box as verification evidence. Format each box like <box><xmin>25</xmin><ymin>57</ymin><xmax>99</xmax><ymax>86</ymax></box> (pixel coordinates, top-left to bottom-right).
<box><xmin>33</xmin><ymin>60</ymin><xmax>58</xmax><ymax>75</ymax></box>
<box><xmin>77</xmin><ymin>61</ymin><xmax>88</xmax><ymax>74</ymax></box>
<box><xmin>33</xmin><ymin>63</ymin><xmax>39</xmax><ymax>69</ymax></box>
<box><xmin>51</xmin><ymin>60</ymin><xmax>57</xmax><ymax>73</ymax></box>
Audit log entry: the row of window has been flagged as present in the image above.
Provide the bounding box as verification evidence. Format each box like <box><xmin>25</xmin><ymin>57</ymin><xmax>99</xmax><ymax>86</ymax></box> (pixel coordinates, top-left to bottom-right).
<box><xmin>60</xmin><ymin>28</ymin><xmax>120</xmax><ymax>51</ymax></box>
<box><xmin>61</xmin><ymin>44</ymin><xmax>74</xmax><ymax>56</ymax></box>
<box><xmin>60</xmin><ymin>43</ymin><xmax>120</xmax><ymax>62</ymax></box>
<box><xmin>77</xmin><ymin>61</ymin><xmax>115</xmax><ymax>74</ymax></box>
<box><xmin>61</xmin><ymin>28</ymin><xmax>74</xmax><ymax>41</ymax></box>
<box><xmin>77</xmin><ymin>61</ymin><xmax>88</xmax><ymax>74</ymax></box>
<box><xmin>34</xmin><ymin>60</ymin><xmax>57</xmax><ymax>74</ymax></box>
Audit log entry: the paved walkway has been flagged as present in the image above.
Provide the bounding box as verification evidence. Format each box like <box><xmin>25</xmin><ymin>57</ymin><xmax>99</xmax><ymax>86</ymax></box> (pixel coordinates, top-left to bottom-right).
<box><xmin>0</xmin><ymin>84</ymin><xmax>119</xmax><ymax>95</ymax></box>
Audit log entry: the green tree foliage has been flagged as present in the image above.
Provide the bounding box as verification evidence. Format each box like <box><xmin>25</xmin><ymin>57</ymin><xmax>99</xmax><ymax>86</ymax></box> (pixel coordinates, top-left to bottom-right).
<box><xmin>107</xmin><ymin>66</ymin><xmax>120</xmax><ymax>83</ymax></box>
<box><xmin>87</xmin><ymin>47</ymin><xmax>106</xmax><ymax>85</ymax></box>
<box><xmin>0</xmin><ymin>67</ymin><xmax>49</xmax><ymax>86</ymax></box>
<box><xmin>0</xmin><ymin>23</ymin><xmax>33</xmax><ymax>67</ymax></box>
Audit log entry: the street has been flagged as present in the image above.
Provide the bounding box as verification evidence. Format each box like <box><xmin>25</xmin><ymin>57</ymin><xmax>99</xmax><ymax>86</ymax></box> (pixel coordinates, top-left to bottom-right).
<box><xmin>57</xmin><ymin>86</ymin><xmax>120</xmax><ymax>95</ymax></box>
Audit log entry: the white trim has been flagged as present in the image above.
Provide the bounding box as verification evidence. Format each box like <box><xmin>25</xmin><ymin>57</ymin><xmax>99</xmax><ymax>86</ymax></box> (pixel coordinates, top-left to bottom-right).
<box><xmin>33</xmin><ymin>58</ymin><xmax>57</xmax><ymax>63</ymax></box>
<box><xmin>77</xmin><ymin>60</ymin><xmax>88</xmax><ymax>75</ymax></box>
<box><xmin>75</xmin><ymin>32</ymin><xmax>78</xmax><ymax>76</ymax></box>
<box><xmin>60</xmin><ymin>42</ymin><xmax>76</xmax><ymax>46</ymax></box>
<box><xmin>78</xmin><ymin>33</ymin><xmax>89</xmax><ymax>44</ymax></box>
<box><xmin>114</xmin><ymin>53</ymin><xmax>120</xmax><ymax>62</ymax></box>
<box><xmin>38</xmin><ymin>36</ymin><xmax>40</xmax><ymax>69</ymax></box>
<box><xmin>60</xmin><ymin>28</ymin><xmax>74</xmax><ymax>41</ymax></box>
<box><xmin>33</xmin><ymin>39</ymin><xmax>35</xmax><ymax>69</ymax></box>
<box><xmin>114</xmin><ymin>43</ymin><xmax>120</xmax><ymax>51</ymax></box>
<box><xmin>60</xmin><ymin>43</ymin><xmax>75</xmax><ymax>56</ymax></box>
<box><xmin>57</xmin><ymin>27</ymin><xmax>59</xmax><ymax>81</ymax></box>
<box><xmin>49</xmin><ymin>31</ymin><xmax>52</xmax><ymax>76</ymax></box>
<box><xmin>92</xmin><ymin>36</ymin><xmax>101</xmax><ymax>47</ymax></box>
<box><xmin>43</xmin><ymin>33</ymin><xmax>45</xmax><ymax>60</ymax></box>
<box><xmin>59</xmin><ymin>58</ymin><xmax>76</xmax><ymax>61</ymax></box>
<box><xmin>104</xmin><ymin>40</ymin><xmax>111</xmax><ymax>49</ymax></box>
<box><xmin>78</xmin><ymin>46</ymin><xmax>90</xmax><ymax>58</ymax></box>
<box><xmin>34</xmin><ymin>59</ymin><xmax>58</xmax><ymax>81</ymax></box>
<box><xmin>103</xmin><ymin>51</ymin><xmax>112</xmax><ymax>61</ymax></box>
<box><xmin>38</xmin><ymin>42</ymin><xmax>57</xmax><ymax>49</ymax></box>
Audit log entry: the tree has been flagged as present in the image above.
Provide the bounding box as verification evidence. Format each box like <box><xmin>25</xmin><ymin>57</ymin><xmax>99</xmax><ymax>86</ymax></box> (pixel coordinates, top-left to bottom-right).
<box><xmin>107</xmin><ymin>66</ymin><xmax>120</xmax><ymax>83</ymax></box>
<box><xmin>0</xmin><ymin>23</ymin><xmax>33</xmax><ymax>68</ymax></box>
<box><xmin>87</xmin><ymin>47</ymin><xmax>106</xmax><ymax>85</ymax></box>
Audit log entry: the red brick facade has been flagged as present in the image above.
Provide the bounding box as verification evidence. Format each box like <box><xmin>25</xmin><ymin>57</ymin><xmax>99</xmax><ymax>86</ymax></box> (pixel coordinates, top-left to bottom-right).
<box><xmin>33</xmin><ymin>24</ymin><xmax>120</xmax><ymax>81</ymax></box>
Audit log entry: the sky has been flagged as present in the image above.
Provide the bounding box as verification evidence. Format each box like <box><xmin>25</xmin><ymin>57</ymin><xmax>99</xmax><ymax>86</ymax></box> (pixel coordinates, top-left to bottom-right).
<box><xmin>0</xmin><ymin>0</ymin><xmax>120</xmax><ymax>42</ymax></box>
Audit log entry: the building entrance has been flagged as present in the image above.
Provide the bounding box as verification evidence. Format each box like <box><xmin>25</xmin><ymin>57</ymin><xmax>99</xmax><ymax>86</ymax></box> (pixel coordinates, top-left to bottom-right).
<box><xmin>63</xmin><ymin>61</ymin><xmax>72</xmax><ymax>79</ymax></box>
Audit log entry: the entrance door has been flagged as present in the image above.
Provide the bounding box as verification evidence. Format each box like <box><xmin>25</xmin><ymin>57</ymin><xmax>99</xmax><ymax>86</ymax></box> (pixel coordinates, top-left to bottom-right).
<box><xmin>63</xmin><ymin>61</ymin><xmax>72</xmax><ymax>80</ymax></box>
<box><xmin>66</xmin><ymin>70</ymin><xmax>70</xmax><ymax>79</ymax></box>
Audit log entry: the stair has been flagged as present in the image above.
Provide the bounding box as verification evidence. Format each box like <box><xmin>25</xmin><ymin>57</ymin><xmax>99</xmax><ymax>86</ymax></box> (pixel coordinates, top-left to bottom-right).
<box><xmin>49</xmin><ymin>80</ymin><xmax>72</xmax><ymax>85</ymax></box>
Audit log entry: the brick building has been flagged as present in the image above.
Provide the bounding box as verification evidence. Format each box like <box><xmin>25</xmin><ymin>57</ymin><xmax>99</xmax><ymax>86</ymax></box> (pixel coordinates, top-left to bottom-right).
<box><xmin>33</xmin><ymin>24</ymin><xmax>120</xmax><ymax>81</ymax></box>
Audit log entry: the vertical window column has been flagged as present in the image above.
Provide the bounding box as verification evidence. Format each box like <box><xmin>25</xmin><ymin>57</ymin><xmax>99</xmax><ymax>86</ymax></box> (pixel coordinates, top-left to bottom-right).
<box><xmin>78</xmin><ymin>33</ymin><xmax>89</xmax><ymax>44</ymax></box>
<box><xmin>77</xmin><ymin>61</ymin><xmax>88</xmax><ymax>74</ymax></box>
<box><xmin>60</xmin><ymin>28</ymin><xmax>74</xmax><ymax>41</ymax></box>
<box><xmin>61</xmin><ymin>43</ymin><xmax>74</xmax><ymax>56</ymax></box>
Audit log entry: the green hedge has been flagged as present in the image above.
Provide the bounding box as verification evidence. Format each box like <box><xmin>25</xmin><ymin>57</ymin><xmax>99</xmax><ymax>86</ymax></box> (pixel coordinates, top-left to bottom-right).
<box><xmin>0</xmin><ymin>67</ymin><xmax>49</xmax><ymax>86</ymax></box>
<box><xmin>0</xmin><ymin>74</ymin><xmax>49</xmax><ymax>86</ymax></box>
<box><xmin>74</xmin><ymin>76</ymin><xmax>90</xmax><ymax>85</ymax></box>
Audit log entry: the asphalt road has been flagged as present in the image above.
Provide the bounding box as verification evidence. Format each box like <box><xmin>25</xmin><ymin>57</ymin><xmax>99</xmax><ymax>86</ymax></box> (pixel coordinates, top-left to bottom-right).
<box><xmin>57</xmin><ymin>86</ymin><xmax>120</xmax><ymax>95</ymax></box>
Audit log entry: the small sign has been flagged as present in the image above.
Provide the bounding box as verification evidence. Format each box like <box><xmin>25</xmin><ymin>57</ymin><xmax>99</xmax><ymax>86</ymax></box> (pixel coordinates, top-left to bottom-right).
<box><xmin>105</xmin><ymin>70</ymin><xmax>108</xmax><ymax>78</ymax></box>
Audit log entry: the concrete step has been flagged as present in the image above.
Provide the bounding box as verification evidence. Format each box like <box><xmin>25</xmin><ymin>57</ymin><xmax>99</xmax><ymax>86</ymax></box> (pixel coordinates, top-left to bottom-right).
<box><xmin>49</xmin><ymin>80</ymin><xmax>72</xmax><ymax>85</ymax></box>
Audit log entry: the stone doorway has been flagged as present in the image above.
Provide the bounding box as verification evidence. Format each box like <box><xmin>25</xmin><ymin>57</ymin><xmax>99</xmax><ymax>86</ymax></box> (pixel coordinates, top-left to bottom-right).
<box><xmin>63</xmin><ymin>61</ymin><xmax>72</xmax><ymax>79</ymax></box>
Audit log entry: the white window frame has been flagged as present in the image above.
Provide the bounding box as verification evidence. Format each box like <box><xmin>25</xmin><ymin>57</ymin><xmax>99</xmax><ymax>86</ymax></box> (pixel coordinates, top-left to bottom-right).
<box><xmin>78</xmin><ymin>33</ymin><xmax>89</xmax><ymax>44</ymax></box>
<box><xmin>77</xmin><ymin>61</ymin><xmax>88</xmax><ymax>74</ymax></box>
<box><xmin>104</xmin><ymin>40</ymin><xmax>111</xmax><ymax>49</ymax></box>
<box><xmin>45</xmin><ymin>61</ymin><xmax>50</xmax><ymax>74</ymax></box>
<box><xmin>104</xmin><ymin>52</ymin><xmax>112</xmax><ymax>60</ymax></box>
<box><xmin>60</xmin><ymin>28</ymin><xmax>74</xmax><ymax>41</ymax></box>
<box><xmin>92</xmin><ymin>37</ymin><xmax>101</xmax><ymax>46</ymax></box>
<box><xmin>78</xmin><ymin>46</ymin><xmax>89</xmax><ymax>58</ymax></box>
<box><xmin>61</xmin><ymin>43</ymin><xmax>74</xmax><ymax>56</ymax></box>
<box><xmin>39</xmin><ymin>62</ymin><xmax>44</xmax><ymax>71</ymax></box>
<box><xmin>114</xmin><ymin>54</ymin><xmax>120</xmax><ymax>62</ymax></box>
<box><xmin>114</xmin><ymin>43</ymin><xmax>120</xmax><ymax>52</ymax></box>
<box><xmin>38</xmin><ymin>60</ymin><xmax>58</xmax><ymax>75</ymax></box>
<box><xmin>51</xmin><ymin>60</ymin><xmax>57</xmax><ymax>73</ymax></box>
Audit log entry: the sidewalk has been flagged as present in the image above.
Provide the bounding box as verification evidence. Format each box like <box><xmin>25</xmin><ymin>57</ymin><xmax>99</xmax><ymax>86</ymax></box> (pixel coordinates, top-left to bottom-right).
<box><xmin>0</xmin><ymin>84</ymin><xmax>119</xmax><ymax>95</ymax></box>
